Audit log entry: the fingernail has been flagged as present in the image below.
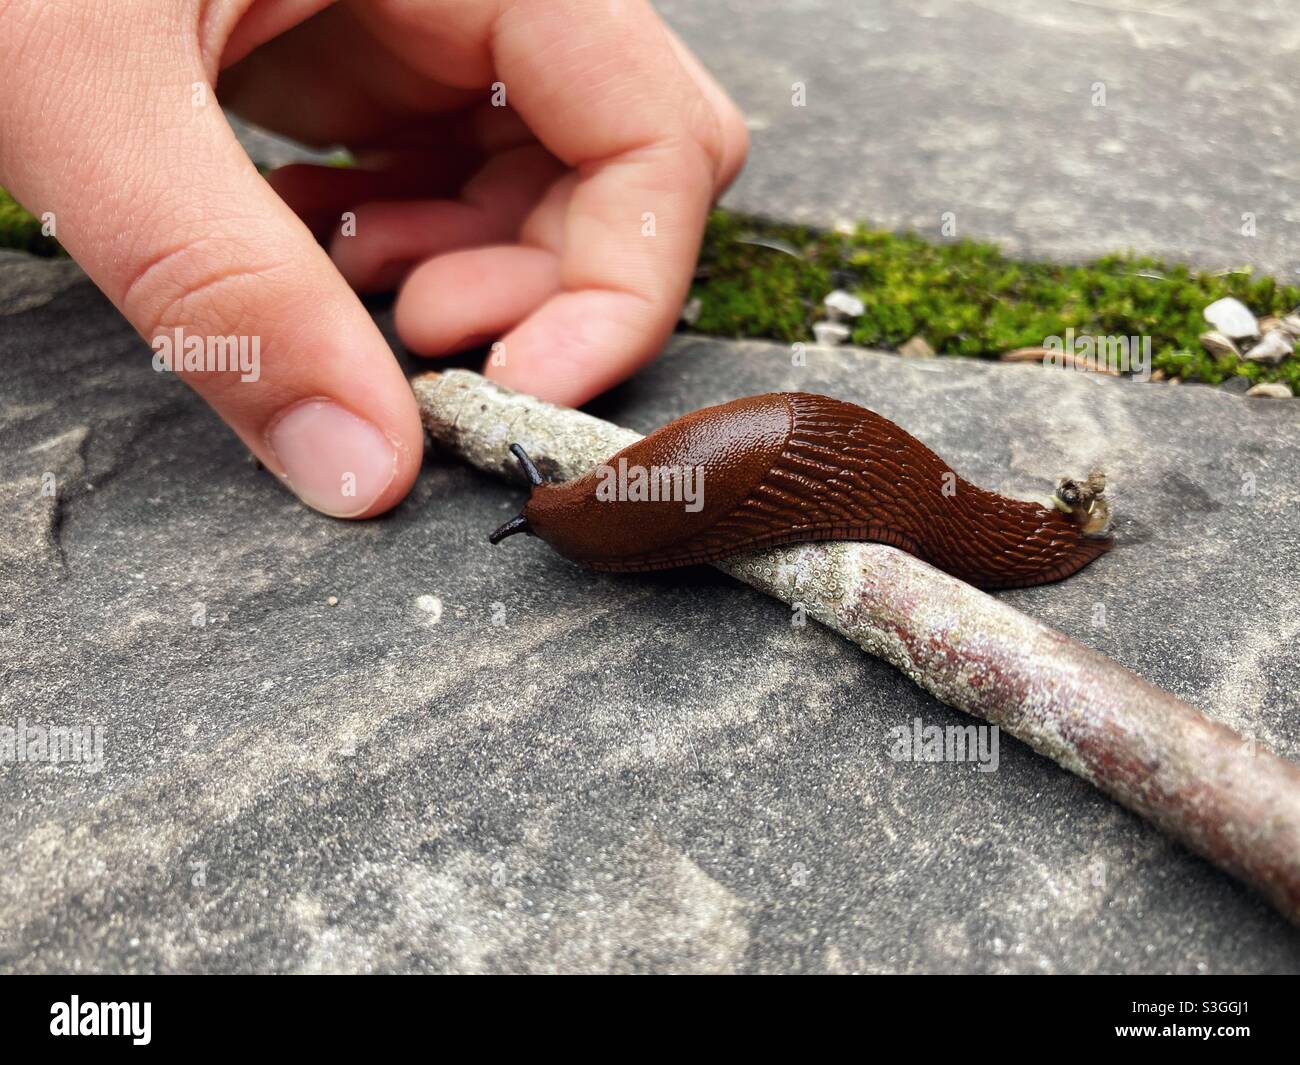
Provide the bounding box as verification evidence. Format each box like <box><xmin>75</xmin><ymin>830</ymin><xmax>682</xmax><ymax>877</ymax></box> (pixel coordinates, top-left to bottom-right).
<box><xmin>266</xmin><ymin>398</ymin><xmax>397</xmax><ymax>517</ymax></box>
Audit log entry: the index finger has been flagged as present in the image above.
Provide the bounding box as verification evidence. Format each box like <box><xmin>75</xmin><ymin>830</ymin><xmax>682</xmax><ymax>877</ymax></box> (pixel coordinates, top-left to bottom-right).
<box><xmin>483</xmin><ymin>0</ymin><xmax>743</xmax><ymax>404</ymax></box>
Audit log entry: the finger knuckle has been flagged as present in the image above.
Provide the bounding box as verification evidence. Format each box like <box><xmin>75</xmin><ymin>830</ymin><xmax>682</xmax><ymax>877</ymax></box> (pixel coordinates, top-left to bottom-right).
<box><xmin>680</xmin><ymin>91</ymin><xmax>748</xmax><ymax>186</ymax></box>
<box><xmin>681</xmin><ymin>92</ymin><xmax>727</xmax><ymax>168</ymax></box>
<box><xmin>121</xmin><ymin>236</ymin><xmax>287</xmax><ymax>340</ymax></box>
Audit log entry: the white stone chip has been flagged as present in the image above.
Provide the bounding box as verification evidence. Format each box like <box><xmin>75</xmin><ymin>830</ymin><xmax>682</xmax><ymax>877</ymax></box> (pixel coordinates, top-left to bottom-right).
<box><xmin>823</xmin><ymin>289</ymin><xmax>865</xmax><ymax>319</ymax></box>
<box><xmin>812</xmin><ymin>320</ymin><xmax>851</xmax><ymax>346</ymax></box>
<box><xmin>1203</xmin><ymin>297</ymin><xmax>1259</xmax><ymax>340</ymax></box>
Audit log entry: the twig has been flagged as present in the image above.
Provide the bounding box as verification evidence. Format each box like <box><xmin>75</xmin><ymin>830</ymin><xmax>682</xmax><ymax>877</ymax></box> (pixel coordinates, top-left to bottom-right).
<box><xmin>999</xmin><ymin>347</ymin><xmax>1120</xmax><ymax>375</ymax></box>
<box><xmin>413</xmin><ymin>368</ymin><xmax>1300</xmax><ymax>925</ymax></box>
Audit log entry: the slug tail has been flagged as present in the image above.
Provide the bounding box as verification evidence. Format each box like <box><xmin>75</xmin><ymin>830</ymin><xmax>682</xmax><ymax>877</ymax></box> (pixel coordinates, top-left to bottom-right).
<box><xmin>938</xmin><ymin>480</ymin><xmax>1114</xmax><ymax>589</ymax></box>
<box><xmin>969</xmin><ymin>523</ymin><xmax>1112</xmax><ymax>590</ymax></box>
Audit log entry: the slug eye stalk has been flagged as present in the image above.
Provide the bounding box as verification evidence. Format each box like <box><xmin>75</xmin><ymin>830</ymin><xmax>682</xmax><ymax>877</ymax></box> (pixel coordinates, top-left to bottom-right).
<box><xmin>510</xmin><ymin>443</ymin><xmax>545</xmax><ymax>487</ymax></box>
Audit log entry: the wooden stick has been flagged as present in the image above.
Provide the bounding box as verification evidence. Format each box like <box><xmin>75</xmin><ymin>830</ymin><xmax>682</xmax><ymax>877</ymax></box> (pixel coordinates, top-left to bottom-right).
<box><xmin>413</xmin><ymin>368</ymin><xmax>1300</xmax><ymax>925</ymax></box>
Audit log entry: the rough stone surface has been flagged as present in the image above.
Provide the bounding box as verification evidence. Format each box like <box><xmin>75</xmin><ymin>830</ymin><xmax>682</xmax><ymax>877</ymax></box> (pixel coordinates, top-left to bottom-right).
<box><xmin>657</xmin><ymin>0</ymin><xmax>1300</xmax><ymax>279</ymax></box>
<box><xmin>2</xmin><ymin>268</ymin><xmax>1299</xmax><ymax>973</ymax></box>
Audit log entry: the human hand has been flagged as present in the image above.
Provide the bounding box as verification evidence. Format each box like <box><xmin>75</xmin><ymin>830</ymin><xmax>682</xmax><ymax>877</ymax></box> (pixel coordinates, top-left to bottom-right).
<box><xmin>0</xmin><ymin>0</ymin><xmax>747</xmax><ymax>516</ymax></box>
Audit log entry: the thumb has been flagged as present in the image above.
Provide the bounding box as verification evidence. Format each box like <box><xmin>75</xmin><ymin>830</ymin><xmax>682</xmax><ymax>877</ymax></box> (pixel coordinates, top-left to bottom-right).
<box><xmin>0</xmin><ymin>8</ymin><xmax>421</xmax><ymax>518</ymax></box>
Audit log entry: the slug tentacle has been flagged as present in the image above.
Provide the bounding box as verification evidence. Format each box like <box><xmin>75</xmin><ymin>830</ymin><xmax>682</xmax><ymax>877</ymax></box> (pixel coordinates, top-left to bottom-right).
<box><xmin>509</xmin><ymin>443</ymin><xmax>545</xmax><ymax>487</ymax></box>
<box><xmin>488</xmin><ymin>392</ymin><xmax>1112</xmax><ymax>590</ymax></box>
<box><xmin>488</xmin><ymin>514</ymin><xmax>532</xmax><ymax>544</ymax></box>
<box><xmin>485</xmin><ymin>445</ymin><xmax>547</xmax><ymax>543</ymax></box>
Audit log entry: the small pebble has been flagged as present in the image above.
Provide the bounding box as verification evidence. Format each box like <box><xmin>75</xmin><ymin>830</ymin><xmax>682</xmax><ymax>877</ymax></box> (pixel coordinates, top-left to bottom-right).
<box><xmin>898</xmin><ymin>335</ymin><xmax>936</xmax><ymax>358</ymax></box>
<box><xmin>326</xmin><ymin>596</ymin><xmax>339</xmax><ymax>607</ymax></box>
<box><xmin>1203</xmin><ymin>297</ymin><xmax>1259</xmax><ymax>340</ymax></box>
<box><xmin>1245</xmin><ymin>382</ymin><xmax>1293</xmax><ymax>399</ymax></box>
<box><xmin>823</xmin><ymin>289</ymin><xmax>865</xmax><ymax>320</ymax></box>
<box><xmin>416</xmin><ymin>594</ymin><xmax>444</xmax><ymax>622</ymax></box>
<box><xmin>1218</xmin><ymin>375</ymin><xmax>1253</xmax><ymax>394</ymax></box>
<box><xmin>1198</xmin><ymin>330</ymin><xmax>1240</xmax><ymax>360</ymax></box>
<box><xmin>811</xmin><ymin>320</ymin><xmax>851</xmax><ymax>346</ymax></box>
<box><xmin>1279</xmin><ymin>314</ymin><xmax>1300</xmax><ymax>339</ymax></box>
<box><xmin>1243</xmin><ymin>328</ymin><xmax>1296</xmax><ymax>365</ymax></box>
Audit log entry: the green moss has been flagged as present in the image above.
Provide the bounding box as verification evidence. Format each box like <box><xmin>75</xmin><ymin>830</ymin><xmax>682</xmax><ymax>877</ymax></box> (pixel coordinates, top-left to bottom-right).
<box><xmin>0</xmin><ymin>187</ymin><xmax>63</xmax><ymax>257</ymax></box>
<box><xmin>1</xmin><ymin>183</ymin><xmax>1296</xmax><ymax>385</ymax></box>
<box><xmin>691</xmin><ymin>211</ymin><xmax>1300</xmax><ymax>385</ymax></box>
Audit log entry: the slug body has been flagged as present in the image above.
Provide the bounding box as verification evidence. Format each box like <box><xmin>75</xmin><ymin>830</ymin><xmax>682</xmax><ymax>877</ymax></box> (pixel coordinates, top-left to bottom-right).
<box><xmin>491</xmin><ymin>392</ymin><xmax>1111</xmax><ymax>590</ymax></box>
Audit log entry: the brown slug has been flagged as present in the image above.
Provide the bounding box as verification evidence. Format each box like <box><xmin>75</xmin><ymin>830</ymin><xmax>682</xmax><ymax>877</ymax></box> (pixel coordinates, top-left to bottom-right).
<box><xmin>488</xmin><ymin>392</ymin><xmax>1112</xmax><ymax>590</ymax></box>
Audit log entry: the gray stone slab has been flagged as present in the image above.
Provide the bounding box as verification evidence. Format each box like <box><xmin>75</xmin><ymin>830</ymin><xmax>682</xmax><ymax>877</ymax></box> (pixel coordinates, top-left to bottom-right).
<box><xmin>2</xmin><ymin>266</ymin><xmax>1298</xmax><ymax>973</ymax></box>
<box><xmin>657</xmin><ymin>0</ymin><xmax>1300</xmax><ymax>279</ymax></box>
